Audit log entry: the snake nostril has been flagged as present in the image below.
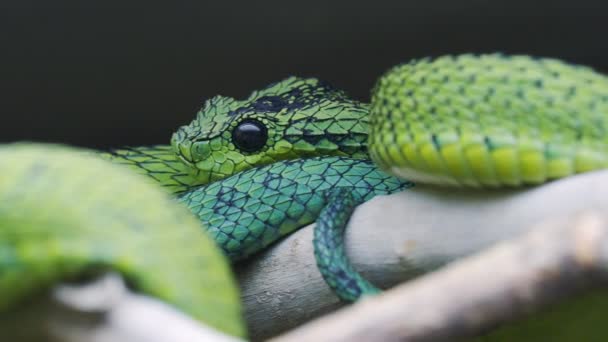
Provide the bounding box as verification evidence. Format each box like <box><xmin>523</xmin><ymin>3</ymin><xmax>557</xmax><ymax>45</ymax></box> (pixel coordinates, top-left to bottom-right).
<box><xmin>170</xmin><ymin>130</ymin><xmax>184</xmax><ymax>150</ymax></box>
<box><xmin>171</xmin><ymin>128</ymin><xmax>199</xmax><ymax>165</ymax></box>
<box><xmin>171</xmin><ymin>134</ymin><xmax>194</xmax><ymax>164</ymax></box>
<box><xmin>179</xmin><ymin>142</ymin><xmax>193</xmax><ymax>163</ymax></box>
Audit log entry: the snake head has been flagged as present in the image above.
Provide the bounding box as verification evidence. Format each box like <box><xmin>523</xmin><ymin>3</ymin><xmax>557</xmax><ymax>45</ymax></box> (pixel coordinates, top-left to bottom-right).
<box><xmin>171</xmin><ymin>77</ymin><xmax>370</xmax><ymax>184</ymax></box>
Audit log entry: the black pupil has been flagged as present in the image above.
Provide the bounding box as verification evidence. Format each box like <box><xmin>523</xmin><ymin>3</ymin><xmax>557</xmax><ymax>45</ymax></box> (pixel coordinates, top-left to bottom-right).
<box><xmin>232</xmin><ymin>120</ymin><xmax>268</xmax><ymax>152</ymax></box>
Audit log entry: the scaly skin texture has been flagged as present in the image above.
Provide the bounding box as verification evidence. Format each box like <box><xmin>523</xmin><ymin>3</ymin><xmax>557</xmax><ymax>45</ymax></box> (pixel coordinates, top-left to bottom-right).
<box><xmin>0</xmin><ymin>144</ymin><xmax>244</xmax><ymax>337</ymax></box>
<box><xmin>170</xmin><ymin>77</ymin><xmax>370</xmax><ymax>185</ymax></box>
<box><xmin>101</xmin><ymin>145</ymin><xmax>198</xmax><ymax>194</ymax></box>
<box><xmin>102</xmin><ymin>142</ymin><xmax>407</xmax><ymax>300</ymax></box>
<box><xmin>370</xmin><ymin>54</ymin><xmax>608</xmax><ymax>187</ymax></box>
<box><xmin>102</xmin><ymin>78</ymin><xmax>370</xmax><ymax>192</ymax></box>
<box><xmin>7</xmin><ymin>53</ymin><xmax>608</xmax><ymax>338</ymax></box>
<box><xmin>102</xmin><ymin>53</ymin><xmax>608</xmax><ymax>302</ymax></box>
<box><xmin>313</xmin><ymin>188</ymin><xmax>382</xmax><ymax>301</ymax></box>
<box><xmin>105</xmin><ymin>55</ymin><xmax>608</xmax><ymax>192</ymax></box>
<box><xmin>178</xmin><ymin>157</ymin><xmax>409</xmax><ymax>261</ymax></box>
<box><xmin>98</xmin><ymin>78</ymin><xmax>386</xmax><ymax>301</ymax></box>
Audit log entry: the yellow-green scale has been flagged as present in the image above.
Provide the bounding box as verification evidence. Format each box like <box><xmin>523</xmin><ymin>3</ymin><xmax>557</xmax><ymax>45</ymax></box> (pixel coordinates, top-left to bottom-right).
<box><xmin>0</xmin><ymin>144</ymin><xmax>244</xmax><ymax>336</ymax></box>
<box><xmin>370</xmin><ymin>54</ymin><xmax>608</xmax><ymax>187</ymax></box>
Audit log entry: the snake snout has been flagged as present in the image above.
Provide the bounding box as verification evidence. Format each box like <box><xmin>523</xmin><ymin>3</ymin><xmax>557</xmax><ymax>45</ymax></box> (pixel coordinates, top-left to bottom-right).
<box><xmin>171</xmin><ymin>129</ymin><xmax>196</xmax><ymax>165</ymax></box>
<box><xmin>171</xmin><ymin>128</ymin><xmax>215</xmax><ymax>169</ymax></box>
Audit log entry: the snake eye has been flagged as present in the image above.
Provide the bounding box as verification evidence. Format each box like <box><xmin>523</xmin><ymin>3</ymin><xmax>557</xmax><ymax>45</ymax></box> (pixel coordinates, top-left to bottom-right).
<box><xmin>232</xmin><ymin>119</ymin><xmax>268</xmax><ymax>153</ymax></box>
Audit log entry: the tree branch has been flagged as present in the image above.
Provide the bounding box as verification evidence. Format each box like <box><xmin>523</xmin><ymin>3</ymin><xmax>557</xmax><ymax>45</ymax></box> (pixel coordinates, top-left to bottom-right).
<box><xmin>237</xmin><ymin>170</ymin><xmax>608</xmax><ymax>339</ymax></box>
<box><xmin>1</xmin><ymin>273</ymin><xmax>242</xmax><ymax>342</ymax></box>
<box><xmin>271</xmin><ymin>211</ymin><xmax>608</xmax><ymax>341</ymax></box>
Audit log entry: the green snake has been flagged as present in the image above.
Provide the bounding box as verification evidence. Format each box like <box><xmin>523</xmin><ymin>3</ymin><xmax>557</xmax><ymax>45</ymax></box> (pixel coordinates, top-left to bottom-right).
<box><xmin>4</xmin><ymin>53</ymin><xmax>608</xmax><ymax>337</ymax></box>
<box><xmin>0</xmin><ymin>144</ymin><xmax>244</xmax><ymax>336</ymax></box>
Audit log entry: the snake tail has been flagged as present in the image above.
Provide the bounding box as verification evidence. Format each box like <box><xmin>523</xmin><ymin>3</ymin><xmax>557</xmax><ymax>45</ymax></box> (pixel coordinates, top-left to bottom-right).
<box><xmin>370</xmin><ymin>54</ymin><xmax>608</xmax><ymax>187</ymax></box>
<box><xmin>313</xmin><ymin>188</ymin><xmax>381</xmax><ymax>301</ymax></box>
<box><xmin>0</xmin><ymin>143</ymin><xmax>244</xmax><ymax>337</ymax></box>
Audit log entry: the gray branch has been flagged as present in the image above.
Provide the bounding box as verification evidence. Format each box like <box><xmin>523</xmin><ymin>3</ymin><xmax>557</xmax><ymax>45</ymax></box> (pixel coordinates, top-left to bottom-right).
<box><xmin>271</xmin><ymin>211</ymin><xmax>608</xmax><ymax>341</ymax></box>
<box><xmin>2</xmin><ymin>273</ymin><xmax>242</xmax><ymax>342</ymax></box>
<box><xmin>237</xmin><ymin>170</ymin><xmax>608</xmax><ymax>339</ymax></box>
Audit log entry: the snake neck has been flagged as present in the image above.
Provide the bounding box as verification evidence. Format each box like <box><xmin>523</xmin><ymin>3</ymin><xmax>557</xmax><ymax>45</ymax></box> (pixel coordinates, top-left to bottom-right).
<box><xmin>279</xmin><ymin>101</ymin><xmax>370</xmax><ymax>158</ymax></box>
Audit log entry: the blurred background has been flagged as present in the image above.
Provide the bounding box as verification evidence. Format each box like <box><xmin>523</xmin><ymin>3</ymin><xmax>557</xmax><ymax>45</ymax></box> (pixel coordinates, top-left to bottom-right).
<box><xmin>1</xmin><ymin>0</ymin><xmax>607</xmax><ymax>148</ymax></box>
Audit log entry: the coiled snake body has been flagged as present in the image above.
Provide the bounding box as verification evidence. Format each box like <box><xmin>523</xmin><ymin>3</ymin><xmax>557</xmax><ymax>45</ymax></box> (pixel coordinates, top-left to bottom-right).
<box><xmin>4</xmin><ymin>54</ymin><xmax>608</xmax><ymax>336</ymax></box>
<box><xmin>0</xmin><ymin>144</ymin><xmax>244</xmax><ymax>336</ymax></box>
<box><xmin>370</xmin><ymin>54</ymin><xmax>608</xmax><ymax>187</ymax></box>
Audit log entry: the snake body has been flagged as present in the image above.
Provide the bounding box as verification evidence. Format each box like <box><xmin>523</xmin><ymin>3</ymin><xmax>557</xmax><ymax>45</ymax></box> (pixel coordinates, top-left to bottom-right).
<box><xmin>178</xmin><ymin>156</ymin><xmax>409</xmax><ymax>261</ymax></box>
<box><xmin>105</xmin><ymin>53</ymin><xmax>608</xmax><ymax>302</ymax></box>
<box><xmin>6</xmin><ymin>53</ymin><xmax>608</xmax><ymax>335</ymax></box>
<box><xmin>370</xmin><ymin>54</ymin><xmax>608</xmax><ymax>186</ymax></box>
<box><xmin>0</xmin><ymin>144</ymin><xmax>244</xmax><ymax>336</ymax></box>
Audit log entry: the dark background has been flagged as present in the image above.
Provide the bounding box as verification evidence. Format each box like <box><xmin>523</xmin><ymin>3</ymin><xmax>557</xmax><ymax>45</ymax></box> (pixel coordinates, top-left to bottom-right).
<box><xmin>2</xmin><ymin>0</ymin><xmax>607</xmax><ymax>149</ymax></box>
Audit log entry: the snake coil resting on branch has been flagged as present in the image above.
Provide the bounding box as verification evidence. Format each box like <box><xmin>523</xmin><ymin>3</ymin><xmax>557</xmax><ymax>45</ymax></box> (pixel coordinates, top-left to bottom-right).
<box><xmin>4</xmin><ymin>53</ymin><xmax>608</xmax><ymax>338</ymax></box>
<box><xmin>109</xmin><ymin>53</ymin><xmax>608</xmax><ymax>300</ymax></box>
